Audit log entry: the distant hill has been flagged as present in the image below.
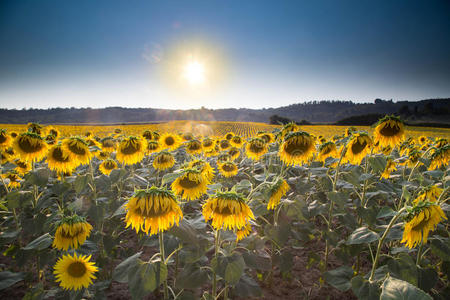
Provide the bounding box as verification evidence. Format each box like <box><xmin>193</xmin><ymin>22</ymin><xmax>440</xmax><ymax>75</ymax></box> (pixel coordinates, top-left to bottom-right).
<box><xmin>0</xmin><ymin>98</ymin><xmax>448</xmax><ymax>126</ymax></box>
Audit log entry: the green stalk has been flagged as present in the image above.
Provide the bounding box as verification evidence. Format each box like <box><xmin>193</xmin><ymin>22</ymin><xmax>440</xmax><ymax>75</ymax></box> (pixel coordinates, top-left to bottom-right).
<box><xmin>416</xmin><ymin>238</ymin><xmax>424</xmax><ymax>266</ymax></box>
<box><xmin>159</xmin><ymin>232</ymin><xmax>169</xmax><ymax>300</ymax></box>
<box><xmin>212</xmin><ymin>230</ymin><xmax>221</xmax><ymax>299</ymax></box>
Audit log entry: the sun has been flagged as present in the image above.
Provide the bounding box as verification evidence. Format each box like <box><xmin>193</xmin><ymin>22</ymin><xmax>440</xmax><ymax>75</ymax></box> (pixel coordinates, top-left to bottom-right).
<box><xmin>183</xmin><ymin>60</ymin><xmax>206</xmax><ymax>85</ymax></box>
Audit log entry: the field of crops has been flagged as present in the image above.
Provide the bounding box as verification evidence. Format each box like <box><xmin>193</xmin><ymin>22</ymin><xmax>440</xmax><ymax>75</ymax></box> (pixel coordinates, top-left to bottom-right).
<box><xmin>0</xmin><ymin>118</ymin><xmax>449</xmax><ymax>299</ymax></box>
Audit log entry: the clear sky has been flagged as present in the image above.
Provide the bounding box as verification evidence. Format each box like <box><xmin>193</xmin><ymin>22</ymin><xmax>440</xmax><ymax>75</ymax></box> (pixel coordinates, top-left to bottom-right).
<box><xmin>1</xmin><ymin>0</ymin><xmax>449</xmax><ymax>109</ymax></box>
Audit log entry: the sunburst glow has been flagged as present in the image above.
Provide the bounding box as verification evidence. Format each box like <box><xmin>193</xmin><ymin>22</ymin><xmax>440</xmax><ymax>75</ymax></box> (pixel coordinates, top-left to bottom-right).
<box><xmin>183</xmin><ymin>60</ymin><xmax>206</xmax><ymax>85</ymax></box>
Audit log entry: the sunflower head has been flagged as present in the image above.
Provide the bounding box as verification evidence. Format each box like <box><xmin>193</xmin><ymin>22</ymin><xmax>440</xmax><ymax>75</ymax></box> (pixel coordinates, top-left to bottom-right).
<box><xmin>219</xmin><ymin>139</ymin><xmax>231</xmax><ymax>151</ymax></box>
<box><xmin>45</xmin><ymin>134</ymin><xmax>57</xmax><ymax>145</ymax></box>
<box><xmin>53</xmin><ymin>253</ymin><xmax>98</xmax><ymax>291</ymax></box>
<box><xmin>218</xmin><ymin>161</ymin><xmax>239</xmax><ymax>178</ymax></box>
<box><xmin>267</xmin><ymin>178</ymin><xmax>290</xmax><ymax>210</ymax></box>
<box><xmin>47</xmin><ymin>144</ymin><xmax>77</xmax><ymax>173</ymax></box>
<box><xmin>2</xmin><ymin>172</ymin><xmax>22</xmax><ymax>189</ymax></box>
<box><xmin>100</xmin><ymin>137</ymin><xmax>116</xmax><ymax>152</ymax></box>
<box><xmin>236</xmin><ymin>223</ymin><xmax>252</xmax><ymax>241</ymax></box>
<box><xmin>27</xmin><ymin>123</ymin><xmax>43</xmax><ymax>135</ymax></box>
<box><xmin>171</xmin><ymin>168</ymin><xmax>208</xmax><ymax>201</ymax></box>
<box><xmin>317</xmin><ymin>141</ymin><xmax>338</xmax><ymax>163</ymax></box>
<box><xmin>182</xmin><ymin>132</ymin><xmax>194</xmax><ymax>141</ymax></box>
<box><xmin>415</xmin><ymin>185</ymin><xmax>444</xmax><ymax>204</ymax></box>
<box><xmin>188</xmin><ymin>159</ymin><xmax>215</xmax><ymax>183</ymax></box>
<box><xmin>202</xmin><ymin>137</ymin><xmax>215</xmax><ymax>150</ymax></box>
<box><xmin>258</xmin><ymin>132</ymin><xmax>274</xmax><ymax>144</ymax></box>
<box><xmin>46</xmin><ymin>126</ymin><xmax>60</xmax><ymax>138</ymax></box>
<box><xmin>147</xmin><ymin>140</ymin><xmax>161</xmax><ymax>154</ymax></box>
<box><xmin>96</xmin><ymin>150</ymin><xmax>110</xmax><ymax>160</ymax></box>
<box><xmin>278</xmin><ymin>131</ymin><xmax>315</xmax><ymax>166</ymax></box>
<box><xmin>228</xmin><ymin>146</ymin><xmax>241</xmax><ymax>160</ymax></box>
<box><xmin>344</xmin><ymin>132</ymin><xmax>372</xmax><ymax>165</ymax></box>
<box><xmin>62</xmin><ymin>137</ymin><xmax>92</xmax><ymax>165</ymax></box>
<box><xmin>52</xmin><ymin>215</ymin><xmax>93</xmax><ymax>251</ymax></box>
<box><xmin>99</xmin><ymin>159</ymin><xmax>118</xmax><ymax>175</ymax></box>
<box><xmin>230</xmin><ymin>135</ymin><xmax>244</xmax><ymax>148</ymax></box>
<box><xmin>245</xmin><ymin>137</ymin><xmax>268</xmax><ymax>161</ymax></box>
<box><xmin>278</xmin><ymin>122</ymin><xmax>299</xmax><ymax>140</ymax></box>
<box><xmin>153</xmin><ymin>151</ymin><xmax>175</xmax><ymax>170</ymax></box>
<box><xmin>225</xmin><ymin>132</ymin><xmax>235</xmax><ymax>141</ymax></box>
<box><xmin>202</xmin><ymin>191</ymin><xmax>254</xmax><ymax>231</ymax></box>
<box><xmin>0</xmin><ymin>129</ymin><xmax>13</xmax><ymax>150</ymax></box>
<box><xmin>373</xmin><ymin>115</ymin><xmax>405</xmax><ymax>148</ymax></box>
<box><xmin>14</xmin><ymin>159</ymin><xmax>32</xmax><ymax>175</ymax></box>
<box><xmin>429</xmin><ymin>145</ymin><xmax>450</xmax><ymax>170</ymax></box>
<box><xmin>13</xmin><ymin>132</ymin><xmax>49</xmax><ymax>162</ymax></box>
<box><xmin>345</xmin><ymin>127</ymin><xmax>357</xmax><ymax>137</ymax></box>
<box><xmin>125</xmin><ymin>187</ymin><xmax>183</xmax><ymax>235</ymax></box>
<box><xmin>160</xmin><ymin>133</ymin><xmax>181</xmax><ymax>151</ymax></box>
<box><xmin>114</xmin><ymin>128</ymin><xmax>122</xmax><ymax>134</ymax></box>
<box><xmin>418</xmin><ymin>136</ymin><xmax>428</xmax><ymax>144</ymax></box>
<box><xmin>10</xmin><ymin>131</ymin><xmax>18</xmax><ymax>138</ymax></box>
<box><xmin>116</xmin><ymin>136</ymin><xmax>145</xmax><ymax>165</ymax></box>
<box><xmin>142</xmin><ymin>130</ymin><xmax>153</xmax><ymax>140</ymax></box>
<box><xmin>381</xmin><ymin>158</ymin><xmax>397</xmax><ymax>179</ymax></box>
<box><xmin>185</xmin><ymin>139</ymin><xmax>203</xmax><ymax>155</ymax></box>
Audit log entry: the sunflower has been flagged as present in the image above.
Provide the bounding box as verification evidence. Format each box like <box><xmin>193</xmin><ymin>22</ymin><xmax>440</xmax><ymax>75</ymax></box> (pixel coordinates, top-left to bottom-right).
<box><xmin>95</xmin><ymin>150</ymin><xmax>110</xmax><ymax>160</ymax></box>
<box><xmin>47</xmin><ymin>144</ymin><xmax>77</xmax><ymax>173</ymax></box>
<box><xmin>278</xmin><ymin>122</ymin><xmax>299</xmax><ymax>140</ymax></box>
<box><xmin>401</xmin><ymin>202</ymin><xmax>447</xmax><ymax>248</ymax></box>
<box><xmin>52</xmin><ymin>215</ymin><xmax>93</xmax><ymax>250</ymax></box>
<box><xmin>204</xmin><ymin>145</ymin><xmax>219</xmax><ymax>157</ymax></box>
<box><xmin>114</xmin><ymin>128</ymin><xmax>122</xmax><ymax>134</ymax></box>
<box><xmin>345</xmin><ymin>127</ymin><xmax>357</xmax><ymax>137</ymax></box>
<box><xmin>45</xmin><ymin>134</ymin><xmax>57</xmax><ymax>145</ymax></box>
<box><xmin>45</xmin><ymin>126</ymin><xmax>60</xmax><ymax>138</ymax></box>
<box><xmin>4</xmin><ymin>148</ymin><xmax>17</xmax><ymax>161</ymax></box>
<box><xmin>218</xmin><ymin>161</ymin><xmax>239</xmax><ymax>178</ymax></box>
<box><xmin>0</xmin><ymin>151</ymin><xmax>10</xmax><ymax>164</ymax></box>
<box><xmin>203</xmin><ymin>191</ymin><xmax>255</xmax><ymax>231</ymax></box>
<box><xmin>116</xmin><ymin>136</ymin><xmax>145</xmax><ymax>165</ymax></box>
<box><xmin>160</xmin><ymin>133</ymin><xmax>181</xmax><ymax>151</ymax></box>
<box><xmin>228</xmin><ymin>147</ymin><xmax>241</xmax><ymax>160</ymax></box>
<box><xmin>225</xmin><ymin>132</ymin><xmax>234</xmax><ymax>141</ymax></box>
<box><xmin>236</xmin><ymin>223</ymin><xmax>252</xmax><ymax>241</ymax></box>
<box><xmin>278</xmin><ymin>131</ymin><xmax>315</xmax><ymax>166</ymax></box>
<box><xmin>53</xmin><ymin>253</ymin><xmax>98</xmax><ymax>291</ymax></box>
<box><xmin>188</xmin><ymin>159</ymin><xmax>215</xmax><ymax>183</ymax></box>
<box><xmin>219</xmin><ymin>139</ymin><xmax>231</xmax><ymax>151</ymax></box>
<box><xmin>9</xmin><ymin>131</ymin><xmax>18</xmax><ymax>138</ymax></box>
<box><xmin>85</xmin><ymin>131</ymin><xmax>93</xmax><ymax>138</ymax></box>
<box><xmin>2</xmin><ymin>172</ymin><xmax>21</xmax><ymax>189</ymax></box>
<box><xmin>267</xmin><ymin>178</ymin><xmax>290</xmax><ymax>210</ymax></box>
<box><xmin>62</xmin><ymin>137</ymin><xmax>92</xmax><ymax>165</ymax></box>
<box><xmin>13</xmin><ymin>132</ymin><xmax>48</xmax><ymax>162</ymax></box>
<box><xmin>124</xmin><ymin>187</ymin><xmax>183</xmax><ymax>235</ymax></box>
<box><xmin>230</xmin><ymin>135</ymin><xmax>244</xmax><ymax>148</ymax></box>
<box><xmin>404</xmin><ymin>147</ymin><xmax>421</xmax><ymax>167</ymax></box>
<box><xmin>202</xmin><ymin>137</ymin><xmax>215</xmax><ymax>151</ymax></box>
<box><xmin>27</xmin><ymin>123</ymin><xmax>43</xmax><ymax>135</ymax></box>
<box><xmin>373</xmin><ymin>115</ymin><xmax>405</xmax><ymax>148</ymax></box>
<box><xmin>415</xmin><ymin>185</ymin><xmax>444</xmax><ymax>203</ymax></box>
<box><xmin>434</xmin><ymin>138</ymin><xmax>448</xmax><ymax>148</ymax></box>
<box><xmin>182</xmin><ymin>132</ymin><xmax>194</xmax><ymax>141</ymax></box>
<box><xmin>381</xmin><ymin>158</ymin><xmax>397</xmax><ymax>179</ymax></box>
<box><xmin>171</xmin><ymin>169</ymin><xmax>208</xmax><ymax>201</ymax></box>
<box><xmin>344</xmin><ymin>132</ymin><xmax>372</xmax><ymax>165</ymax></box>
<box><xmin>153</xmin><ymin>151</ymin><xmax>175</xmax><ymax>170</ymax></box>
<box><xmin>85</xmin><ymin>137</ymin><xmax>101</xmax><ymax>149</ymax></box>
<box><xmin>14</xmin><ymin>159</ymin><xmax>32</xmax><ymax>175</ymax></box>
<box><xmin>100</xmin><ymin>137</ymin><xmax>116</xmax><ymax>152</ymax></box>
<box><xmin>142</xmin><ymin>130</ymin><xmax>153</xmax><ymax>140</ymax></box>
<box><xmin>245</xmin><ymin>138</ymin><xmax>268</xmax><ymax>161</ymax></box>
<box><xmin>0</xmin><ymin>129</ymin><xmax>12</xmax><ymax>150</ymax></box>
<box><xmin>258</xmin><ymin>132</ymin><xmax>274</xmax><ymax>144</ymax></box>
<box><xmin>99</xmin><ymin>159</ymin><xmax>118</xmax><ymax>175</ymax></box>
<box><xmin>317</xmin><ymin>142</ymin><xmax>338</xmax><ymax>163</ymax></box>
<box><xmin>418</xmin><ymin>136</ymin><xmax>428</xmax><ymax>144</ymax></box>
<box><xmin>185</xmin><ymin>139</ymin><xmax>203</xmax><ymax>155</ymax></box>
<box><xmin>147</xmin><ymin>140</ymin><xmax>161</xmax><ymax>154</ymax></box>
<box><xmin>152</xmin><ymin>131</ymin><xmax>160</xmax><ymax>141</ymax></box>
<box><xmin>429</xmin><ymin>145</ymin><xmax>449</xmax><ymax>170</ymax></box>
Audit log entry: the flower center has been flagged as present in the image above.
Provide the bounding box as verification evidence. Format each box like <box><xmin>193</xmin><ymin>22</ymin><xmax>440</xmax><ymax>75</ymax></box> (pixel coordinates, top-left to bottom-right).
<box><xmin>222</xmin><ymin>164</ymin><xmax>236</xmax><ymax>172</ymax></box>
<box><xmin>379</xmin><ymin>124</ymin><xmax>400</xmax><ymax>137</ymax></box>
<box><xmin>284</xmin><ymin>140</ymin><xmax>309</xmax><ymax>156</ymax></box>
<box><xmin>52</xmin><ymin>147</ymin><xmax>70</xmax><ymax>162</ymax></box>
<box><xmin>104</xmin><ymin>161</ymin><xmax>116</xmax><ymax>170</ymax></box>
<box><xmin>68</xmin><ymin>262</ymin><xmax>87</xmax><ymax>278</ymax></box>
<box><xmin>0</xmin><ymin>134</ymin><xmax>7</xmax><ymax>143</ymax></box>
<box><xmin>220</xmin><ymin>140</ymin><xmax>230</xmax><ymax>149</ymax></box>
<box><xmin>178</xmin><ymin>176</ymin><xmax>201</xmax><ymax>188</ymax></box>
<box><xmin>351</xmin><ymin>140</ymin><xmax>367</xmax><ymax>155</ymax></box>
<box><xmin>165</xmin><ymin>136</ymin><xmax>175</xmax><ymax>146</ymax></box>
<box><xmin>18</xmin><ymin>137</ymin><xmax>43</xmax><ymax>153</ymax></box>
<box><xmin>68</xmin><ymin>142</ymin><xmax>87</xmax><ymax>156</ymax></box>
<box><xmin>121</xmin><ymin>142</ymin><xmax>140</xmax><ymax>155</ymax></box>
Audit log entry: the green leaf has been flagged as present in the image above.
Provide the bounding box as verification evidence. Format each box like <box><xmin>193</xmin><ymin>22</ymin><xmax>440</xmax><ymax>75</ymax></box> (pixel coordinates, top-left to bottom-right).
<box><xmin>74</xmin><ymin>174</ymin><xmax>89</xmax><ymax>194</ymax></box>
<box><xmin>23</xmin><ymin>233</ymin><xmax>52</xmax><ymax>251</ymax></box>
<box><xmin>351</xmin><ymin>275</ymin><xmax>380</xmax><ymax>300</ymax></box>
<box><xmin>161</xmin><ymin>172</ymin><xmax>180</xmax><ymax>186</ymax></box>
<box><xmin>324</xmin><ymin>266</ymin><xmax>353</xmax><ymax>291</ymax></box>
<box><xmin>369</xmin><ymin>155</ymin><xmax>387</xmax><ymax>174</ymax></box>
<box><xmin>168</xmin><ymin>219</ymin><xmax>198</xmax><ymax>245</ymax></box>
<box><xmin>418</xmin><ymin>267</ymin><xmax>438</xmax><ymax>293</ymax></box>
<box><xmin>175</xmin><ymin>265</ymin><xmax>209</xmax><ymax>289</ymax></box>
<box><xmin>235</xmin><ymin>179</ymin><xmax>252</xmax><ymax>195</ymax></box>
<box><xmin>279</xmin><ymin>250</ymin><xmax>294</xmax><ymax>273</ymax></box>
<box><xmin>128</xmin><ymin>260</ymin><xmax>168</xmax><ymax>300</ymax></box>
<box><xmin>6</xmin><ymin>191</ymin><xmax>32</xmax><ymax>209</ymax></box>
<box><xmin>27</xmin><ymin>168</ymin><xmax>50</xmax><ymax>187</ymax></box>
<box><xmin>346</xmin><ymin>227</ymin><xmax>380</xmax><ymax>245</ymax></box>
<box><xmin>112</xmin><ymin>252</ymin><xmax>142</xmax><ymax>283</ymax></box>
<box><xmin>242</xmin><ymin>251</ymin><xmax>271</xmax><ymax>271</ymax></box>
<box><xmin>380</xmin><ymin>276</ymin><xmax>432</xmax><ymax>300</ymax></box>
<box><xmin>234</xmin><ymin>275</ymin><xmax>262</xmax><ymax>298</ymax></box>
<box><xmin>430</xmin><ymin>238</ymin><xmax>450</xmax><ymax>261</ymax></box>
<box><xmin>224</xmin><ymin>254</ymin><xmax>245</xmax><ymax>285</ymax></box>
<box><xmin>387</xmin><ymin>253</ymin><xmax>418</xmax><ymax>286</ymax></box>
<box><xmin>0</xmin><ymin>271</ymin><xmax>24</xmax><ymax>290</ymax></box>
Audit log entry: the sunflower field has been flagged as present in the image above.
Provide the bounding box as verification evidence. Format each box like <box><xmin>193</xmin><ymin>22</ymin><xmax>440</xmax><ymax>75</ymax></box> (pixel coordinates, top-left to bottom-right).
<box><xmin>0</xmin><ymin>117</ymin><xmax>449</xmax><ymax>300</ymax></box>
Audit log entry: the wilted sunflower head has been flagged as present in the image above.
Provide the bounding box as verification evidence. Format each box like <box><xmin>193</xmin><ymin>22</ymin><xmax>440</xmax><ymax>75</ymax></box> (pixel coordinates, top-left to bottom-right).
<box><xmin>171</xmin><ymin>168</ymin><xmax>208</xmax><ymax>201</ymax></box>
<box><xmin>202</xmin><ymin>137</ymin><xmax>214</xmax><ymax>150</ymax></box>
<box><xmin>202</xmin><ymin>191</ymin><xmax>255</xmax><ymax>231</ymax></box>
<box><xmin>279</xmin><ymin>122</ymin><xmax>299</xmax><ymax>139</ymax></box>
<box><xmin>317</xmin><ymin>141</ymin><xmax>338</xmax><ymax>163</ymax></box>
<box><xmin>147</xmin><ymin>140</ymin><xmax>161</xmax><ymax>154</ymax></box>
<box><xmin>45</xmin><ymin>134</ymin><xmax>57</xmax><ymax>145</ymax></box>
<box><xmin>100</xmin><ymin>137</ymin><xmax>116</xmax><ymax>152</ymax></box>
<box><xmin>27</xmin><ymin>123</ymin><xmax>43</xmax><ymax>135</ymax></box>
<box><xmin>230</xmin><ymin>135</ymin><xmax>243</xmax><ymax>148</ymax></box>
<box><xmin>52</xmin><ymin>215</ymin><xmax>93</xmax><ymax>251</ymax></box>
<box><xmin>99</xmin><ymin>159</ymin><xmax>118</xmax><ymax>175</ymax></box>
<box><xmin>344</xmin><ymin>132</ymin><xmax>372</xmax><ymax>165</ymax></box>
<box><xmin>95</xmin><ymin>150</ymin><xmax>110</xmax><ymax>160</ymax></box>
<box><xmin>153</xmin><ymin>151</ymin><xmax>175</xmax><ymax>170</ymax></box>
<box><xmin>0</xmin><ymin>129</ymin><xmax>12</xmax><ymax>150</ymax></box>
<box><xmin>160</xmin><ymin>133</ymin><xmax>181</xmax><ymax>151</ymax></box>
<box><xmin>14</xmin><ymin>159</ymin><xmax>31</xmax><ymax>175</ymax></box>
<box><xmin>116</xmin><ymin>136</ymin><xmax>145</xmax><ymax>165</ymax></box>
<box><xmin>381</xmin><ymin>158</ymin><xmax>397</xmax><ymax>179</ymax></box>
<box><xmin>374</xmin><ymin>115</ymin><xmax>405</xmax><ymax>148</ymax></box>
<box><xmin>218</xmin><ymin>161</ymin><xmax>239</xmax><ymax>178</ymax></box>
<box><xmin>415</xmin><ymin>185</ymin><xmax>444</xmax><ymax>204</ymax></box>
<box><xmin>46</xmin><ymin>126</ymin><xmax>60</xmax><ymax>138</ymax></box>
<box><xmin>418</xmin><ymin>136</ymin><xmax>428</xmax><ymax>144</ymax></box>
<box><xmin>188</xmin><ymin>159</ymin><xmax>215</xmax><ymax>183</ymax></box>
<box><xmin>62</xmin><ymin>137</ymin><xmax>92</xmax><ymax>165</ymax></box>
<box><xmin>13</xmin><ymin>132</ymin><xmax>48</xmax><ymax>162</ymax></box>
<box><xmin>124</xmin><ymin>187</ymin><xmax>183</xmax><ymax>235</ymax></box>
<box><xmin>236</xmin><ymin>223</ymin><xmax>252</xmax><ymax>241</ymax></box>
<box><xmin>85</xmin><ymin>131</ymin><xmax>93</xmax><ymax>138</ymax></box>
<box><xmin>267</xmin><ymin>178</ymin><xmax>290</xmax><ymax>210</ymax></box>
<box><xmin>258</xmin><ymin>132</ymin><xmax>275</xmax><ymax>144</ymax></box>
<box><xmin>2</xmin><ymin>172</ymin><xmax>22</xmax><ymax>188</ymax></box>
<box><xmin>10</xmin><ymin>131</ymin><xmax>18</xmax><ymax>138</ymax></box>
<box><xmin>429</xmin><ymin>145</ymin><xmax>449</xmax><ymax>170</ymax></box>
<box><xmin>245</xmin><ymin>137</ymin><xmax>268</xmax><ymax>161</ymax></box>
<box><xmin>434</xmin><ymin>138</ymin><xmax>448</xmax><ymax>149</ymax></box>
<box><xmin>47</xmin><ymin>144</ymin><xmax>77</xmax><ymax>173</ymax></box>
<box><xmin>401</xmin><ymin>201</ymin><xmax>447</xmax><ymax>249</ymax></box>
<box><xmin>345</xmin><ymin>127</ymin><xmax>357</xmax><ymax>137</ymax></box>
<box><xmin>278</xmin><ymin>131</ymin><xmax>315</xmax><ymax>166</ymax></box>
<box><xmin>185</xmin><ymin>139</ymin><xmax>203</xmax><ymax>155</ymax></box>
<box><xmin>225</xmin><ymin>132</ymin><xmax>234</xmax><ymax>141</ymax></box>
<box><xmin>114</xmin><ymin>128</ymin><xmax>122</xmax><ymax>134</ymax></box>
<box><xmin>142</xmin><ymin>130</ymin><xmax>153</xmax><ymax>140</ymax></box>
<box><xmin>228</xmin><ymin>147</ymin><xmax>241</xmax><ymax>160</ymax></box>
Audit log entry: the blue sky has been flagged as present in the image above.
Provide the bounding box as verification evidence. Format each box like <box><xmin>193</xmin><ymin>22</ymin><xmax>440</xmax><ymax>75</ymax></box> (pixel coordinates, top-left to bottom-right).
<box><xmin>1</xmin><ymin>0</ymin><xmax>449</xmax><ymax>109</ymax></box>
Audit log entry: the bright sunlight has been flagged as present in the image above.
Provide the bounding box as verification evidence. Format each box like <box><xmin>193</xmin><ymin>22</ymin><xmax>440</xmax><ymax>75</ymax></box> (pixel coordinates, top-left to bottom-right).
<box><xmin>183</xmin><ymin>60</ymin><xmax>206</xmax><ymax>85</ymax></box>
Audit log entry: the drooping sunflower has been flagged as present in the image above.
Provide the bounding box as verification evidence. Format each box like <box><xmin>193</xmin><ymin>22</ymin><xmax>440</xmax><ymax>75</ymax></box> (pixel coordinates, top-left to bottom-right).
<box><xmin>258</xmin><ymin>132</ymin><xmax>275</xmax><ymax>144</ymax></box>
<box><xmin>99</xmin><ymin>159</ymin><xmax>118</xmax><ymax>175</ymax></box>
<box><xmin>152</xmin><ymin>131</ymin><xmax>160</xmax><ymax>141</ymax></box>
<box><xmin>182</xmin><ymin>132</ymin><xmax>194</xmax><ymax>141</ymax></box>
<box><xmin>45</xmin><ymin>126</ymin><xmax>60</xmax><ymax>138</ymax></box>
<box><xmin>116</xmin><ymin>136</ymin><xmax>145</xmax><ymax>165</ymax></box>
<box><xmin>225</xmin><ymin>132</ymin><xmax>234</xmax><ymax>141</ymax></box>
<box><xmin>13</xmin><ymin>132</ymin><xmax>49</xmax><ymax>162</ymax></box>
<box><xmin>100</xmin><ymin>137</ymin><xmax>116</xmax><ymax>152</ymax></box>
<box><xmin>147</xmin><ymin>140</ymin><xmax>161</xmax><ymax>154</ymax></box>
<box><xmin>171</xmin><ymin>169</ymin><xmax>208</xmax><ymax>201</ymax></box>
<box><xmin>204</xmin><ymin>145</ymin><xmax>219</xmax><ymax>157</ymax></box>
<box><xmin>278</xmin><ymin>131</ymin><xmax>315</xmax><ymax>166</ymax></box>
<box><xmin>236</xmin><ymin>223</ymin><xmax>252</xmax><ymax>241</ymax></box>
<box><xmin>45</xmin><ymin>134</ymin><xmax>57</xmax><ymax>145</ymax></box>
<box><xmin>27</xmin><ymin>122</ymin><xmax>43</xmax><ymax>135</ymax></box>
<box><xmin>345</xmin><ymin>127</ymin><xmax>357</xmax><ymax>137</ymax></box>
<box><xmin>153</xmin><ymin>151</ymin><xmax>175</xmax><ymax>170</ymax></box>
<box><xmin>267</xmin><ymin>178</ymin><xmax>290</xmax><ymax>210</ymax></box>
<box><xmin>142</xmin><ymin>130</ymin><xmax>153</xmax><ymax>140</ymax></box>
<box><xmin>230</xmin><ymin>135</ymin><xmax>244</xmax><ymax>148</ymax></box>
<box><xmin>219</xmin><ymin>139</ymin><xmax>231</xmax><ymax>151</ymax></box>
<box><xmin>228</xmin><ymin>147</ymin><xmax>241</xmax><ymax>160</ymax></box>
<box><xmin>188</xmin><ymin>159</ymin><xmax>215</xmax><ymax>183</ymax></box>
<box><xmin>3</xmin><ymin>148</ymin><xmax>17</xmax><ymax>161</ymax></box>
<box><xmin>317</xmin><ymin>142</ymin><xmax>338</xmax><ymax>163</ymax></box>
<box><xmin>415</xmin><ymin>185</ymin><xmax>444</xmax><ymax>203</ymax></box>
<box><xmin>217</xmin><ymin>152</ymin><xmax>231</xmax><ymax>164</ymax></box>
<box><xmin>218</xmin><ymin>161</ymin><xmax>239</xmax><ymax>178</ymax></box>
<box><xmin>53</xmin><ymin>253</ymin><xmax>98</xmax><ymax>291</ymax></box>
<box><xmin>401</xmin><ymin>202</ymin><xmax>447</xmax><ymax>249</ymax></box>
<box><xmin>434</xmin><ymin>138</ymin><xmax>448</xmax><ymax>148</ymax></box>
<box><xmin>0</xmin><ymin>129</ymin><xmax>12</xmax><ymax>150</ymax></box>
<box><xmin>429</xmin><ymin>145</ymin><xmax>450</xmax><ymax>170</ymax></box>
<box><xmin>47</xmin><ymin>144</ymin><xmax>78</xmax><ymax>173</ymax></box>
<box><xmin>185</xmin><ymin>139</ymin><xmax>203</xmax><ymax>155</ymax></box>
<box><xmin>0</xmin><ymin>151</ymin><xmax>10</xmax><ymax>164</ymax></box>
<box><xmin>124</xmin><ymin>187</ymin><xmax>183</xmax><ymax>235</ymax></box>
<box><xmin>2</xmin><ymin>172</ymin><xmax>21</xmax><ymax>189</ymax></box>
<box><xmin>202</xmin><ymin>137</ymin><xmax>215</xmax><ymax>151</ymax></box>
<box><xmin>62</xmin><ymin>137</ymin><xmax>92</xmax><ymax>165</ymax></box>
<box><xmin>160</xmin><ymin>133</ymin><xmax>182</xmax><ymax>151</ymax></box>
<box><xmin>203</xmin><ymin>191</ymin><xmax>255</xmax><ymax>231</ymax></box>
<box><xmin>404</xmin><ymin>147</ymin><xmax>421</xmax><ymax>167</ymax></box>
<box><xmin>277</xmin><ymin>122</ymin><xmax>299</xmax><ymax>140</ymax></box>
<box><xmin>381</xmin><ymin>158</ymin><xmax>397</xmax><ymax>179</ymax></box>
<box><xmin>13</xmin><ymin>159</ymin><xmax>32</xmax><ymax>175</ymax></box>
<box><xmin>52</xmin><ymin>215</ymin><xmax>93</xmax><ymax>251</ymax></box>
<box><xmin>344</xmin><ymin>132</ymin><xmax>372</xmax><ymax>165</ymax></box>
<box><xmin>373</xmin><ymin>115</ymin><xmax>405</xmax><ymax>148</ymax></box>
<box><xmin>245</xmin><ymin>138</ymin><xmax>268</xmax><ymax>161</ymax></box>
<box><xmin>95</xmin><ymin>150</ymin><xmax>110</xmax><ymax>160</ymax></box>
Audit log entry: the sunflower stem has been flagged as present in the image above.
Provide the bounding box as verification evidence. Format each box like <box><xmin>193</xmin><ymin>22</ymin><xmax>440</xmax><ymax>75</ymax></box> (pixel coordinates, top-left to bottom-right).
<box><xmin>159</xmin><ymin>232</ymin><xmax>169</xmax><ymax>300</ymax></box>
<box><xmin>416</xmin><ymin>238</ymin><xmax>424</xmax><ymax>266</ymax></box>
<box><xmin>212</xmin><ymin>229</ymin><xmax>221</xmax><ymax>299</ymax></box>
<box><xmin>369</xmin><ymin>207</ymin><xmax>406</xmax><ymax>282</ymax></box>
